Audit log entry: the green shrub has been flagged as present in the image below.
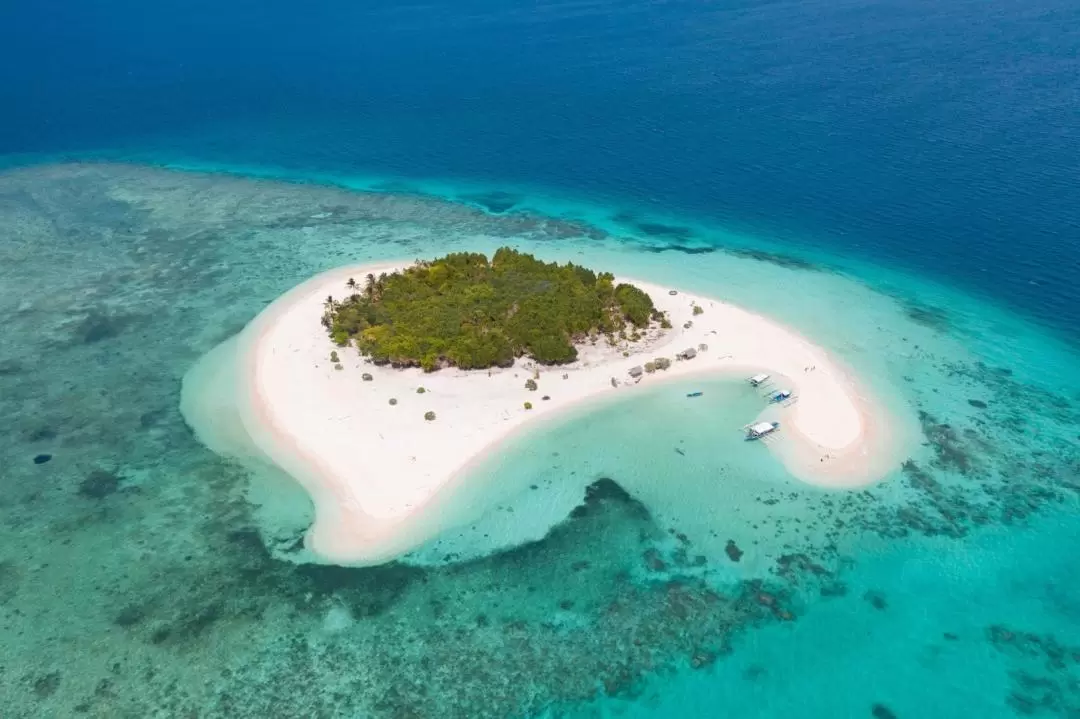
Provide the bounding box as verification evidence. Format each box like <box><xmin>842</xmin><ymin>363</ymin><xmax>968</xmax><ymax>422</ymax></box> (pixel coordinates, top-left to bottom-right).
<box><xmin>525</xmin><ymin>379</ymin><xmax>538</xmax><ymax>391</ymax></box>
<box><xmin>389</xmin><ymin>398</ymin><xmax>398</xmax><ymax>405</ymax></box>
<box><xmin>654</xmin><ymin>357</ymin><xmax>672</xmax><ymax>371</ymax></box>
<box><xmin>361</xmin><ymin>373</ymin><xmax>373</xmax><ymax>381</ymax></box>
<box><xmin>329</xmin><ymin>350</ymin><xmax>340</xmax><ymax>363</ymax></box>
<box><xmin>692</xmin><ymin>304</ymin><xmax>704</xmax><ymax>316</ymax></box>
<box><xmin>324</xmin><ymin>248</ymin><xmax>658</xmax><ymax>370</ymax></box>
<box><xmin>424</xmin><ymin>411</ymin><xmax>436</xmax><ymax>421</ymax></box>
<box><xmin>416</xmin><ymin>387</ymin><xmax>426</xmax><ymax>394</ymax></box>
<box><xmin>644</xmin><ymin>361</ymin><xmax>657</xmax><ymax>373</ymax></box>
<box><xmin>613</xmin><ymin>283</ymin><xmax>655</xmax><ymax>327</ymax></box>
<box><xmin>524</xmin><ymin>402</ymin><xmax>533</xmax><ymax>410</ymax></box>
<box><xmin>334</xmin><ymin>363</ymin><xmax>343</xmax><ymax>371</ymax></box>
<box><xmin>660</xmin><ymin>317</ymin><xmax>673</xmax><ymax>330</ymax></box>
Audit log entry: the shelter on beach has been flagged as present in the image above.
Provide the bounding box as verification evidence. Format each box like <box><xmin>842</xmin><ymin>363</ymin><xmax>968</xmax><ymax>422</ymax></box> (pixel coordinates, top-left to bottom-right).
<box><xmin>628</xmin><ymin>366</ymin><xmax>644</xmax><ymax>378</ymax></box>
<box><xmin>677</xmin><ymin>347</ymin><xmax>698</xmax><ymax>360</ymax></box>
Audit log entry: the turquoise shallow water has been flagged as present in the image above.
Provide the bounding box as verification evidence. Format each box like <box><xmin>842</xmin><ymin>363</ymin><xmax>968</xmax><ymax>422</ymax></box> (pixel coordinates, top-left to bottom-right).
<box><xmin>1</xmin><ymin>162</ymin><xmax>1079</xmax><ymax>717</ymax></box>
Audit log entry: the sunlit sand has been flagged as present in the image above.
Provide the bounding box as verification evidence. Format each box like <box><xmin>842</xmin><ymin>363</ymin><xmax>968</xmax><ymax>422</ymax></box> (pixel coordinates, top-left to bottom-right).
<box><xmin>183</xmin><ymin>260</ymin><xmax>901</xmax><ymax>565</ymax></box>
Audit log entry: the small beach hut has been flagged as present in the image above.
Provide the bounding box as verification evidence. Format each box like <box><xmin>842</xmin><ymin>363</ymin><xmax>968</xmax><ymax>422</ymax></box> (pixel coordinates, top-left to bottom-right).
<box><xmin>677</xmin><ymin>347</ymin><xmax>698</xmax><ymax>360</ymax></box>
<box><xmin>628</xmin><ymin>366</ymin><xmax>644</xmax><ymax>378</ymax></box>
<box><xmin>748</xmin><ymin>373</ymin><xmax>770</xmax><ymax>387</ymax></box>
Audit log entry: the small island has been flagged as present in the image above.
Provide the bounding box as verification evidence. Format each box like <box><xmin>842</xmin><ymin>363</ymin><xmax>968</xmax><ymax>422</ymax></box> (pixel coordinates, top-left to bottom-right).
<box><xmin>181</xmin><ymin>252</ymin><xmax>899</xmax><ymax>566</ymax></box>
<box><xmin>323</xmin><ymin>248</ymin><xmax>665</xmax><ymax>370</ymax></box>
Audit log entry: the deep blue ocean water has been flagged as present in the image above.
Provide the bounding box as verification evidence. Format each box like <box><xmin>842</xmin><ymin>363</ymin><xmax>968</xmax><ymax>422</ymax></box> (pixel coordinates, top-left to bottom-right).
<box><xmin>2</xmin><ymin>0</ymin><xmax>1079</xmax><ymax>339</ymax></box>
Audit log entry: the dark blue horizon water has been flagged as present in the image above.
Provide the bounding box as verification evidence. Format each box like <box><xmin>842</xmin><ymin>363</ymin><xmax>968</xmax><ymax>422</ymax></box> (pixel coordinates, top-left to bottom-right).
<box><xmin>3</xmin><ymin>0</ymin><xmax>1079</xmax><ymax>335</ymax></box>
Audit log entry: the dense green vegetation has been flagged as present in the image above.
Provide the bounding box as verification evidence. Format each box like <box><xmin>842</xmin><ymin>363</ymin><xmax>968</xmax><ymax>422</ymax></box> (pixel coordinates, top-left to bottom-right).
<box><xmin>323</xmin><ymin>248</ymin><xmax>662</xmax><ymax>370</ymax></box>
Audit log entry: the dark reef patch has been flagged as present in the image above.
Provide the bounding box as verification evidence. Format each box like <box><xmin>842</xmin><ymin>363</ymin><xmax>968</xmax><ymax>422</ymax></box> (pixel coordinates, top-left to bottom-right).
<box><xmin>26</xmin><ymin>424</ymin><xmax>57</xmax><ymax>442</ymax></box>
<box><xmin>569</xmin><ymin>477</ymin><xmax>651</xmax><ymax>521</ymax></box>
<box><xmin>986</xmin><ymin>624</ymin><xmax>1080</xmax><ymax>716</ymax></box>
<box><xmin>725</xmin><ymin>247</ymin><xmax>822</xmax><ymax>271</ymax></box>
<box><xmin>0</xmin><ymin>358</ymin><xmax>24</xmax><ymax>375</ymax></box>
<box><xmin>78</xmin><ymin>469</ymin><xmax>123</xmax><ymax>499</ymax></box>
<box><xmin>871</xmin><ymin>704</ymin><xmax>898</xmax><ymax>719</ymax></box>
<box><xmin>863</xmin><ymin>591</ymin><xmax>888</xmax><ymax>610</ymax></box>
<box><xmin>31</xmin><ymin>672</ymin><xmax>61</xmax><ymax>699</ymax></box>
<box><xmin>725</xmin><ymin>540</ymin><xmax>744</xmax><ymax>562</ymax></box>
<box><xmin>641</xmin><ymin>243</ymin><xmax>716</xmax><ymax>255</ymax></box>
<box><xmin>0</xmin><ymin>560</ymin><xmax>20</xmax><ymax>603</ymax></box>
<box><xmin>917</xmin><ymin>411</ymin><xmax>979</xmax><ymax>475</ymax></box>
<box><xmin>904</xmin><ymin>301</ymin><xmax>950</xmax><ymax>332</ymax></box>
<box><xmin>33</xmin><ymin>453</ymin><xmax>52</xmax><ymax>465</ymax></box>
<box><xmin>635</xmin><ymin>221</ymin><xmax>695</xmax><ymax>241</ymax></box>
<box><xmin>292</xmin><ymin>563</ymin><xmax>423</xmax><ymax>618</ymax></box>
<box><xmin>113</xmin><ymin>604</ymin><xmax>148</xmax><ymax>628</ymax></box>
<box><xmin>73</xmin><ymin>310</ymin><xmax>132</xmax><ymax>344</ymax></box>
<box><xmin>948</xmin><ymin>361</ymin><xmax>1076</xmax><ymax>425</ymax></box>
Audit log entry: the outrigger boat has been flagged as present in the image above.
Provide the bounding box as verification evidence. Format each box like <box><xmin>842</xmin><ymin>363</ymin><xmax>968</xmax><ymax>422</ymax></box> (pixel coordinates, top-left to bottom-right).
<box><xmin>767</xmin><ymin>389</ymin><xmax>793</xmax><ymax>404</ymax></box>
<box><xmin>744</xmin><ymin>421</ymin><xmax>780</xmax><ymax>440</ymax></box>
<box><xmin>686</xmin><ymin>391</ymin><xmax>703</xmax><ymax>397</ymax></box>
<box><xmin>748</xmin><ymin>373</ymin><xmax>771</xmax><ymax>387</ymax></box>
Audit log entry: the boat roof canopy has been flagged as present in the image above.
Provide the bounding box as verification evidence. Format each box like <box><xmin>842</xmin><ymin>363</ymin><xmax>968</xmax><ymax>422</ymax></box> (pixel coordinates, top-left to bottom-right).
<box><xmin>749</xmin><ymin>373</ymin><xmax>770</xmax><ymax>383</ymax></box>
<box><xmin>749</xmin><ymin>421</ymin><xmax>775</xmax><ymax>434</ymax></box>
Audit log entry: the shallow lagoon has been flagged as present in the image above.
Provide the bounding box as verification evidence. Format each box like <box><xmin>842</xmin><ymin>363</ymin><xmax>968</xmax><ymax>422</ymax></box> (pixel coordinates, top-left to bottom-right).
<box><xmin>1</xmin><ymin>163</ymin><xmax>1078</xmax><ymax>717</ymax></box>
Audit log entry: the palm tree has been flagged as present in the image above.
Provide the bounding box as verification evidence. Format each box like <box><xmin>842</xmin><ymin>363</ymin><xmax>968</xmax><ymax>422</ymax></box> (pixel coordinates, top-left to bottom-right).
<box><xmin>346</xmin><ymin>277</ymin><xmax>357</xmax><ymax>291</ymax></box>
<box><xmin>364</xmin><ymin>274</ymin><xmax>376</xmax><ymax>299</ymax></box>
<box><xmin>373</xmin><ymin>273</ymin><xmax>388</xmax><ymax>301</ymax></box>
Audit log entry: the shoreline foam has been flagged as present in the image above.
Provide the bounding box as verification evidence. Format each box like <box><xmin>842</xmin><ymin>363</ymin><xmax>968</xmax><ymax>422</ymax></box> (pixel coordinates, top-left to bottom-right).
<box><xmin>182</xmin><ymin>260</ymin><xmax>905</xmax><ymax>565</ymax></box>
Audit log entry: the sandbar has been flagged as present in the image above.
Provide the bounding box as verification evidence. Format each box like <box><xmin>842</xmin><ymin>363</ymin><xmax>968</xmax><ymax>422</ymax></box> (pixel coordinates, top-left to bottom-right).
<box><xmin>183</xmin><ymin>260</ymin><xmax>901</xmax><ymax>565</ymax></box>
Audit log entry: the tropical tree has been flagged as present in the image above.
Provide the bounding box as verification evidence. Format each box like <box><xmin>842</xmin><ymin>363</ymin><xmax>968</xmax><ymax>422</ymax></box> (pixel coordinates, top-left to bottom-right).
<box><xmin>324</xmin><ymin>248</ymin><xmax>661</xmax><ymax>372</ymax></box>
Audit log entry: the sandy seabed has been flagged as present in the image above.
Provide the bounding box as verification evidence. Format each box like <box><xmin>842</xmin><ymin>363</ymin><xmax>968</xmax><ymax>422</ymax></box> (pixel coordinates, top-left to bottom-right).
<box><xmin>182</xmin><ymin>260</ymin><xmax>905</xmax><ymax>565</ymax></box>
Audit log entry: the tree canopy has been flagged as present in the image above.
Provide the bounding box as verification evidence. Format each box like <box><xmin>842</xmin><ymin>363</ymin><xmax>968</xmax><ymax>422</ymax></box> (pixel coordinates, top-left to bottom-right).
<box><xmin>323</xmin><ymin>248</ymin><xmax>662</xmax><ymax>371</ymax></box>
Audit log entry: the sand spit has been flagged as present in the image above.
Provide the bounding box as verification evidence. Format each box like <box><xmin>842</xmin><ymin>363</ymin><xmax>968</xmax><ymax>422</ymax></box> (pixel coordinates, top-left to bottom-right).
<box><xmin>182</xmin><ymin>261</ymin><xmax>901</xmax><ymax>564</ymax></box>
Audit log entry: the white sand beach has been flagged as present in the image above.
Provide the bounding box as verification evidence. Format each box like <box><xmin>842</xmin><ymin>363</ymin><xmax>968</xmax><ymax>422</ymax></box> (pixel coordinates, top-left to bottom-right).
<box><xmin>186</xmin><ymin>260</ymin><xmax>901</xmax><ymax>565</ymax></box>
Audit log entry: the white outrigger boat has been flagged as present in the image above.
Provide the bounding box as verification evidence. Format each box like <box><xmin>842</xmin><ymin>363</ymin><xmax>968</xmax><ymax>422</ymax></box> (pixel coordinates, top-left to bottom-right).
<box><xmin>744</xmin><ymin>421</ymin><xmax>780</xmax><ymax>440</ymax></box>
<box><xmin>748</xmin><ymin>373</ymin><xmax>771</xmax><ymax>387</ymax></box>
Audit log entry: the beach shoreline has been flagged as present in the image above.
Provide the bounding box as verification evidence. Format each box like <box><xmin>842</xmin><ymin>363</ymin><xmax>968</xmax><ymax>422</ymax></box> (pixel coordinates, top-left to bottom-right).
<box><xmin>183</xmin><ymin>259</ymin><xmax>904</xmax><ymax>565</ymax></box>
